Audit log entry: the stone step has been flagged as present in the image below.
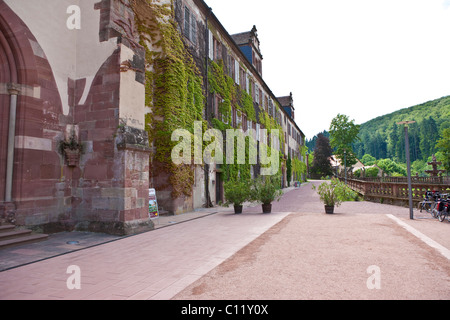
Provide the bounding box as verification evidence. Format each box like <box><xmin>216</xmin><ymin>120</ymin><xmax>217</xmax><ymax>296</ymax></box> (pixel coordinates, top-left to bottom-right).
<box><xmin>0</xmin><ymin>224</ymin><xmax>15</xmax><ymax>233</ymax></box>
<box><xmin>0</xmin><ymin>233</ymin><xmax>48</xmax><ymax>250</ymax></box>
<box><xmin>0</xmin><ymin>228</ymin><xmax>32</xmax><ymax>241</ymax></box>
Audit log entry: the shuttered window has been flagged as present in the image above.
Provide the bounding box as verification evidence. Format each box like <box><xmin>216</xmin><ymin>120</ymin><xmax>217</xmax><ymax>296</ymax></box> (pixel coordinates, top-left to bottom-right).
<box><xmin>184</xmin><ymin>6</ymin><xmax>197</xmax><ymax>44</ymax></box>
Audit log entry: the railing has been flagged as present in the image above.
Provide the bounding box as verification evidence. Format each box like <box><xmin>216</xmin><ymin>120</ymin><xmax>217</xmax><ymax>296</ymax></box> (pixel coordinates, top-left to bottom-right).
<box><xmin>351</xmin><ymin>176</ymin><xmax>449</xmax><ymax>184</ymax></box>
<box><xmin>340</xmin><ymin>176</ymin><xmax>450</xmax><ymax>206</ymax></box>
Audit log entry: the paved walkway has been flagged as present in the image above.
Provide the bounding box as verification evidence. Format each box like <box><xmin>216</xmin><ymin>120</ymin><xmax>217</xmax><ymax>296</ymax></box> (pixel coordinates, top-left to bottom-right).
<box><xmin>0</xmin><ymin>195</ymin><xmax>292</xmax><ymax>300</ymax></box>
<box><xmin>0</xmin><ymin>182</ymin><xmax>448</xmax><ymax>300</ymax></box>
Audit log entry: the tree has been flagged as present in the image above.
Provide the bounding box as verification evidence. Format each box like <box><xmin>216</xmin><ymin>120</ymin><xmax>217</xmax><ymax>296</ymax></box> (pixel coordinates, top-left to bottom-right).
<box><xmin>435</xmin><ymin>128</ymin><xmax>450</xmax><ymax>173</ymax></box>
<box><xmin>311</xmin><ymin>133</ymin><xmax>333</xmax><ymax>177</ymax></box>
<box><xmin>420</xmin><ymin>117</ymin><xmax>439</xmax><ymax>161</ymax></box>
<box><xmin>376</xmin><ymin>158</ymin><xmax>407</xmax><ymax>176</ymax></box>
<box><xmin>361</xmin><ymin>154</ymin><xmax>376</xmax><ymax>166</ymax></box>
<box><xmin>329</xmin><ymin>114</ymin><xmax>360</xmax><ymax>167</ymax></box>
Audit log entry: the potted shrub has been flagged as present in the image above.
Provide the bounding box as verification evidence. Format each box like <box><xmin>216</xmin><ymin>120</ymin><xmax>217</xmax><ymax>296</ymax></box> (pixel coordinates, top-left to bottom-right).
<box><xmin>313</xmin><ymin>178</ymin><xmax>357</xmax><ymax>214</ymax></box>
<box><xmin>223</xmin><ymin>180</ymin><xmax>251</xmax><ymax>214</ymax></box>
<box><xmin>58</xmin><ymin>134</ymin><xmax>84</xmax><ymax>167</ymax></box>
<box><xmin>252</xmin><ymin>175</ymin><xmax>283</xmax><ymax>214</ymax></box>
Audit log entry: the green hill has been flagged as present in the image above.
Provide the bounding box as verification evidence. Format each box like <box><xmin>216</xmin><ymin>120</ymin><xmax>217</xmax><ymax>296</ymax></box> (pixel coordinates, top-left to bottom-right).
<box><xmin>353</xmin><ymin>95</ymin><xmax>450</xmax><ymax>163</ymax></box>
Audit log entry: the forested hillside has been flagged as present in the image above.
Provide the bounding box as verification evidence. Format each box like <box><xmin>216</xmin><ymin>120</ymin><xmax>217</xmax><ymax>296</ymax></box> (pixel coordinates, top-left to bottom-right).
<box><xmin>305</xmin><ymin>95</ymin><xmax>450</xmax><ymax>176</ymax></box>
<box><xmin>353</xmin><ymin>95</ymin><xmax>450</xmax><ymax>163</ymax></box>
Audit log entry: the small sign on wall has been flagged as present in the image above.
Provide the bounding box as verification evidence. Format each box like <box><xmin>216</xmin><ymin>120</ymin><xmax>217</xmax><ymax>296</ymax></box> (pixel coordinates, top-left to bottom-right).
<box><xmin>149</xmin><ymin>188</ymin><xmax>159</xmax><ymax>219</ymax></box>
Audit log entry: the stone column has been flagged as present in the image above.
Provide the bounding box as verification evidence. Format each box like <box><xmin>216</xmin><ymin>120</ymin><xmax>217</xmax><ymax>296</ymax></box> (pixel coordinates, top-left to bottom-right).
<box><xmin>2</xmin><ymin>83</ymin><xmax>20</xmax><ymax>224</ymax></box>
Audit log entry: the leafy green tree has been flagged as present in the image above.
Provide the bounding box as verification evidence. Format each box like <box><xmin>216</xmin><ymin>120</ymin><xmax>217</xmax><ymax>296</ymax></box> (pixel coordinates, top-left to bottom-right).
<box><xmin>411</xmin><ymin>159</ymin><xmax>427</xmax><ymax>176</ymax></box>
<box><xmin>361</xmin><ymin>154</ymin><xmax>376</xmax><ymax>166</ymax></box>
<box><xmin>435</xmin><ymin>128</ymin><xmax>450</xmax><ymax>172</ymax></box>
<box><xmin>311</xmin><ymin>133</ymin><xmax>333</xmax><ymax>177</ymax></box>
<box><xmin>329</xmin><ymin>114</ymin><xmax>360</xmax><ymax>167</ymax></box>
<box><xmin>365</xmin><ymin>167</ymin><xmax>380</xmax><ymax>178</ymax></box>
<box><xmin>376</xmin><ymin>158</ymin><xmax>407</xmax><ymax>176</ymax></box>
<box><xmin>420</xmin><ymin>117</ymin><xmax>439</xmax><ymax>161</ymax></box>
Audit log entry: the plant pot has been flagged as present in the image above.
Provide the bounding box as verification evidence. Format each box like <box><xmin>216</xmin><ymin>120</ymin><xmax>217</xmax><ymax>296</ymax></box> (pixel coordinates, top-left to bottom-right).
<box><xmin>324</xmin><ymin>205</ymin><xmax>334</xmax><ymax>214</ymax></box>
<box><xmin>234</xmin><ymin>205</ymin><xmax>243</xmax><ymax>214</ymax></box>
<box><xmin>262</xmin><ymin>203</ymin><xmax>272</xmax><ymax>214</ymax></box>
<box><xmin>64</xmin><ymin>148</ymin><xmax>80</xmax><ymax>167</ymax></box>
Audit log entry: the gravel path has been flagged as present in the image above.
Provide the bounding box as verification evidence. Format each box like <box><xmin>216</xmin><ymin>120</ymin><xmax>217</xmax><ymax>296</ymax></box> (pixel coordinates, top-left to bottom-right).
<box><xmin>173</xmin><ymin>181</ymin><xmax>450</xmax><ymax>300</ymax></box>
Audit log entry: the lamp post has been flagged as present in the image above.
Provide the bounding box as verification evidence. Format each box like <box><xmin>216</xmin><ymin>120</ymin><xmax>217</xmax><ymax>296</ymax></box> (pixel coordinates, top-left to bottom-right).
<box><xmin>344</xmin><ymin>149</ymin><xmax>347</xmax><ymax>185</ymax></box>
<box><xmin>397</xmin><ymin>121</ymin><xmax>416</xmax><ymax>220</ymax></box>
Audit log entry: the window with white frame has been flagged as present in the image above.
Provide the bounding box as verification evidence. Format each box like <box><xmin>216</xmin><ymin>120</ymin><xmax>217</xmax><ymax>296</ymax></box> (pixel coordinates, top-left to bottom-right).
<box><xmin>235</xmin><ymin>61</ymin><xmax>240</xmax><ymax>85</ymax></box>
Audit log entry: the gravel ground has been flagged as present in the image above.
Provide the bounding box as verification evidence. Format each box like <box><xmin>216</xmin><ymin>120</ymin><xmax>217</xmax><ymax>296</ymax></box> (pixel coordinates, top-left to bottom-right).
<box><xmin>173</xmin><ymin>181</ymin><xmax>450</xmax><ymax>300</ymax></box>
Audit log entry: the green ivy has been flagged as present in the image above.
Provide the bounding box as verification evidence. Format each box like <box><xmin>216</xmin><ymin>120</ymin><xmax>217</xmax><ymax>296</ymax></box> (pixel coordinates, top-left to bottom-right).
<box><xmin>131</xmin><ymin>0</ymin><xmax>206</xmax><ymax>198</ymax></box>
<box><xmin>208</xmin><ymin>60</ymin><xmax>256</xmax><ymax>123</ymax></box>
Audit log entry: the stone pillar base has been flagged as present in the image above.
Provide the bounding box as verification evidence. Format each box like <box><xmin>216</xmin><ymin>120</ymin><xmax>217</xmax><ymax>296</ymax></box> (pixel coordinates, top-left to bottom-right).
<box><xmin>74</xmin><ymin>218</ymin><xmax>154</xmax><ymax>236</ymax></box>
<box><xmin>0</xmin><ymin>202</ymin><xmax>16</xmax><ymax>225</ymax></box>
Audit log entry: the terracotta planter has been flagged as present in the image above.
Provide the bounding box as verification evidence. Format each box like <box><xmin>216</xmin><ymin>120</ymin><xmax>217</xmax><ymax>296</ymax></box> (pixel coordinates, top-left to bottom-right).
<box><xmin>262</xmin><ymin>203</ymin><xmax>272</xmax><ymax>214</ymax></box>
<box><xmin>325</xmin><ymin>205</ymin><xmax>334</xmax><ymax>214</ymax></box>
<box><xmin>234</xmin><ymin>205</ymin><xmax>243</xmax><ymax>214</ymax></box>
<box><xmin>64</xmin><ymin>148</ymin><xmax>80</xmax><ymax>167</ymax></box>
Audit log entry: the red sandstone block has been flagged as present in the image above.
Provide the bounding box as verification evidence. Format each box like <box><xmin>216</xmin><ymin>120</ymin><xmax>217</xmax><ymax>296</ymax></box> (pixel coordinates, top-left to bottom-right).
<box><xmin>91</xmin><ymin>75</ymin><xmax>103</xmax><ymax>87</ymax></box>
<box><xmin>78</xmin><ymin>121</ymin><xmax>97</xmax><ymax>131</ymax></box>
<box><xmin>84</xmin><ymin>164</ymin><xmax>108</xmax><ymax>181</ymax></box>
<box><xmin>70</xmin><ymin>166</ymin><xmax>82</xmax><ymax>180</ymax></box>
<box><xmin>41</xmin><ymin>151</ymin><xmax>61</xmax><ymax>166</ymax></box>
<box><xmin>18</xmin><ymin>180</ymin><xmax>55</xmax><ymax>198</ymax></box>
<box><xmin>74</xmin><ymin>111</ymin><xmax>86</xmax><ymax>123</ymax></box>
<box><xmin>102</xmin><ymin>73</ymin><xmax>120</xmax><ymax>85</ymax></box>
<box><xmin>40</xmin><ymin>164</ymin><xmax>59</xmax><ymax>180</ymax></box>
<box><xmin>20</xmin><ymin>122</ymin><xmax>44</xmax><ymax>138</ymax></box>
<box><xmin>16</xmin><ymin>149</ymin><xmax>43</xmax><ymax>166</ymax></box>
<box><xmin>93</xmin><ymin>91</ymin><xmax>113</xmax><ymax>104</ymax></box>
<box><xmin>94</xmin><ymin>119</ymin><xmax>112</xmax><ymax>129</ymax></box>
<box><xmin>88</xmin><ymin>128</ymin><xmax>115</xmax><ymax>142</ymax></box>
<box><xmin>87</xmin><ymin>109</ymin><xmax>115</xmax><ymax>121</ymax></box>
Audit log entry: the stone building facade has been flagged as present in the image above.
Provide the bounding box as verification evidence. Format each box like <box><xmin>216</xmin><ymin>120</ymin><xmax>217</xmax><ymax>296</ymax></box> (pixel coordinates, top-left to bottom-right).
<box><xmin>0</xmin><ymin>0</ymin><xmax>306</xmax><ymax>235</ymax></box>
<box><xmin>170</xmin><ymin>0</ymin><xmax>306</xmax><ymax>206</ymax></box>
<box><xmin>0</xmin><ymin>0</ymin><xmax>153</xmax><ymax>235</ymax></box>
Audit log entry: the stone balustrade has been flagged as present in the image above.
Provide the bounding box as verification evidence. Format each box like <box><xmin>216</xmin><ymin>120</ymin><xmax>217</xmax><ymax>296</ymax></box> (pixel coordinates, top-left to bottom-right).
<box><xmin>341</xmin><ymin>176</ymin><xmax>450</xmax><ymax>207</ymax></box>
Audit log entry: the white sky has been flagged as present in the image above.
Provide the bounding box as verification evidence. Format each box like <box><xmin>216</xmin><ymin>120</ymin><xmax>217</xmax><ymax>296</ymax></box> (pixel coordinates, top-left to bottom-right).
<box><xmin>204</xmin><ymin>0</ymin><xmax>450</xmax><ymax>139</ymax></box>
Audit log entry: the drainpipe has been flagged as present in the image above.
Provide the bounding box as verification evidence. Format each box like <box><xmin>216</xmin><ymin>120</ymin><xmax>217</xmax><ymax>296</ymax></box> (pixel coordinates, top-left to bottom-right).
<box><xmin>203</xmin><ymin>7</ymin><xmax>213</xmax><ymax>208</ymax></box>
<box><xmin>5</xmin><ymin>83</ymin><xmax>20</xmax><ymax>202</ymax></box>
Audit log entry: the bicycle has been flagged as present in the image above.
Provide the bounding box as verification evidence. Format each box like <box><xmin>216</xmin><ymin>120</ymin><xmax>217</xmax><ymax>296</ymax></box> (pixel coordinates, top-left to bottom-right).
<box><xmin>436</xmin><ymin>199</ymin><xmax>450</xmax><ymax>223</ymax></box>
<box><xmin>419</xmin><ymin>191</ymin><xmax>438</xmax><ymax>218</ymax></box>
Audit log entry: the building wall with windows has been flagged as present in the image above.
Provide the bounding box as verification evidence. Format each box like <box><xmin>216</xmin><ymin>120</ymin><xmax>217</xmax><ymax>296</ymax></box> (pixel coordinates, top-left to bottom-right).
<box><xmin>171</xmin><ymin>0</ymin><xmax>306</xmax><ymax>205</ymax></box>
<box><xmin>0</xmin><ymin>0</ymin><xmax>307</xmax><ymax>234</ymax></box>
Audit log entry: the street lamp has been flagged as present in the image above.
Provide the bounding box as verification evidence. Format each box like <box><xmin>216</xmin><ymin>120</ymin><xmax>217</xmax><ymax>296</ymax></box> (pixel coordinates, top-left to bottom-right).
<box><xmin>344</xmin><ymin>149</ymin><xmax>347</xmax><ymax>185</ymax></box>
<box><xmin>397</xmin><ymin>121</ymin><xmax>416</xmax><ymax>220</ymax></box>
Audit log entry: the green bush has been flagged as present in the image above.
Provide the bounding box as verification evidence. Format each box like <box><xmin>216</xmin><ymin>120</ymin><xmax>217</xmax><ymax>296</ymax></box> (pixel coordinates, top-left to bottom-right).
<box><xmin>313</xmin><ymin>178</ymin><xmax>358</xmax><ymax>207</ymax></box>
<box><xmin>251</xmin><ymin>175</ymin><xmax>283</xmax><ymax>205</ymax></box>
<box><xmin>365</xmin><ymin>167</ymin><xmax>379</xmax><ymax>177</ymax></box>
<box><xmin>223</xmin><ymin>180</ymin><xmax>252</xmax><ymax>206</ymax></box>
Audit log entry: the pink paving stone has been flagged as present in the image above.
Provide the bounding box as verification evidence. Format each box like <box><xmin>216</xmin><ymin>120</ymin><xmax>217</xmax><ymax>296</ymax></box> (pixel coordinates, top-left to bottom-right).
<box><xmin>2</xmin><ymin>182</ymin><xmax>448</xmax><ymax>300</ymax></box>
<box><xmin>0</xmin><ymin>207</ymin><xmax>290</xmax><ymax>300</ymax></box>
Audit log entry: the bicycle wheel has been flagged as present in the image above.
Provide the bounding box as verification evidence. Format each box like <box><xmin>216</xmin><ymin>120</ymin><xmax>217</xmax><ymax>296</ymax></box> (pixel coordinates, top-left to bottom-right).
<box><xmin>432</xmin><ymin>209</ymin><xmax>438</xmax><ymax>219</ymax></box>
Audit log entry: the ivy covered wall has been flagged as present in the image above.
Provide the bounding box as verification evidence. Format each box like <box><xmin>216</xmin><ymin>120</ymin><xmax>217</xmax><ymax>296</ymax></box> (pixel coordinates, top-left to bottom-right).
<box><xmin>129</xmin><ymin>0</ymin><xmax>306</xmax><ymax>213</ymax></box>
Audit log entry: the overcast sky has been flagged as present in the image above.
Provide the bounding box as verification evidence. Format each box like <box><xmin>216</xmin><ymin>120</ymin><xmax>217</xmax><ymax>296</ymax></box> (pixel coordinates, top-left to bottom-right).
<box><xmin>204</xmin><ymin>0</ymin><xmax>450</xmax><ymax>139</ymax></box>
